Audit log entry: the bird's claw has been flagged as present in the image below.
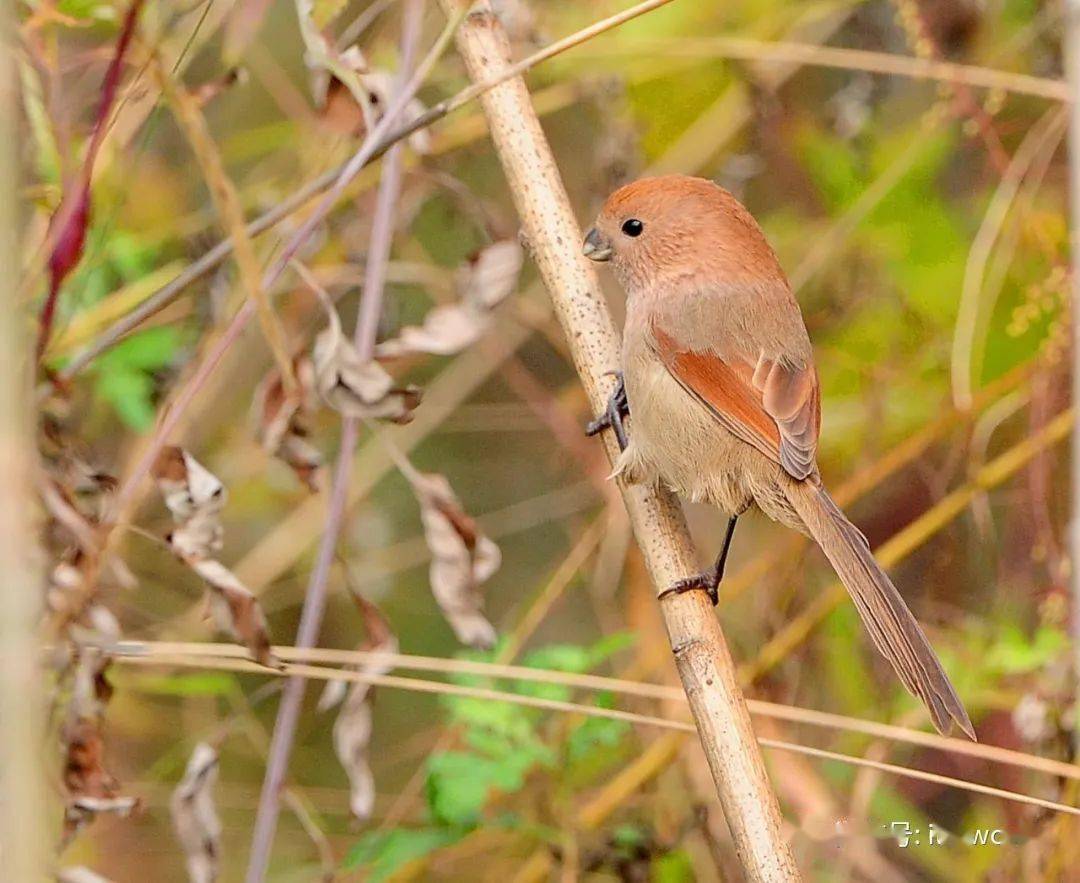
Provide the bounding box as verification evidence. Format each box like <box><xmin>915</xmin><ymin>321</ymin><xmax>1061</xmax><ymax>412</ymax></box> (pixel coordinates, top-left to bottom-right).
<box><xmin>586</xmin><ymin>371</ymin><xmax>629</xmax><ymax>451</ymax></box>
<box><xmin>658</xmin><ymin>572</ymin><xmax>720</xmax><ymax>607</ymax></box>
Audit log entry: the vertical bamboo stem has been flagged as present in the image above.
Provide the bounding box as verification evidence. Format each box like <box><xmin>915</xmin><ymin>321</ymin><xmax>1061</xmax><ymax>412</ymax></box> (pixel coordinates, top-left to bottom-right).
<box><xmin>1065</xmin><ymin>0</ymin><xmax>1080</xmax><ymax>757</ymax></box>
<box><xmin>440</xmin><ymin>3</ymin><xmax>798</xmax><ymax>879</ymax></box>
<box><xmin>0</xmin><ymin>0</ymin><xmax>49</xmax><ymax>875</ymax></box>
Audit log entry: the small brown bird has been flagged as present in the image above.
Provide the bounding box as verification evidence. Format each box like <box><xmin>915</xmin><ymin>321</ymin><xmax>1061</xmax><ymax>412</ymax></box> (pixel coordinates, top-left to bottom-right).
<box><xmin>583</xmin><ymin>174</ymin><xmax>974</xmax><ymax>739</ymax></box>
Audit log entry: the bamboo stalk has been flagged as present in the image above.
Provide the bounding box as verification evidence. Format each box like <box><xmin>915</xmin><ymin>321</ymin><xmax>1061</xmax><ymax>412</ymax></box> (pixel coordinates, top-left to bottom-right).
<box><xmin>439</xmin><ymin>3</ymin><xmax>797</xmax><ymax>879</ymax></box>
<box><xmin>0</xmin><ymin>0</ymin><xmax>48</xmax><ymax>874</ymax></box>
<box><xmin>1065</xmin><ymin>0</ymin><xmax>1080</xmax><ymax>759</ymax></box>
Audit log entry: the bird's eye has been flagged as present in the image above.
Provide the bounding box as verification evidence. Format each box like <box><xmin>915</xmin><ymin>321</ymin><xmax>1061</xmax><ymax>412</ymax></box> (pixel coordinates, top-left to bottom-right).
<box><xmin>621</xmin><ymin>218</ymin><xmax>644</xmax><ymax>237</ymax></box>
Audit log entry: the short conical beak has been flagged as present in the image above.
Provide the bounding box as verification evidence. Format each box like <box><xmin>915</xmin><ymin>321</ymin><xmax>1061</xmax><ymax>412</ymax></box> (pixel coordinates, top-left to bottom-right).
<box><xmin>582</xmin><ymin>228</ymin><xmax>612</xmax><ymax>262</ymax></box>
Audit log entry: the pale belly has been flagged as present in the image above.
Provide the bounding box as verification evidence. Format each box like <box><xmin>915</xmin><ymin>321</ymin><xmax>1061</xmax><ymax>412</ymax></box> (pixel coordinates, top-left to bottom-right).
<box><xmin>617</xmin><ymin>347</ymin><xmax>805</xmax><ymax>532</ymax></box>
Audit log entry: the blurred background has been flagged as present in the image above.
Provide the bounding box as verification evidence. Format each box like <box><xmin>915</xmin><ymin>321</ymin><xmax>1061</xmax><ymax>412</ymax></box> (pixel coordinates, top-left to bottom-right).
<box><xmin>19</xmin><ymin>0</ymin><xmax>1080</xmax><ymax>879</ymax></box>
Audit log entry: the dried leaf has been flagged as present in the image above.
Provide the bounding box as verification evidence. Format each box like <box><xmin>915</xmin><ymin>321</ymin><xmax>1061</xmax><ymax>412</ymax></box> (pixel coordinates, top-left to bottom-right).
<box><xmin>313</xmin><ymin>298</ymin><xmax>421</xmax><ymax>422</ymax></box>
<box><xmin>253</xmin><ymin>354</ymin><xmax>322</xmax><ymax>490</ymax></box>
<box><xmin>357</xmin><ymin>69</ymin><xmax>431</xmax><ymax>154</ymax></box>
<box><xmin>63</xmin><ymin>794</ymin><xmax>140</xmax><ymax>845</ymax></box>
<box><xmin>153</xmin><ymin>446</ymin><xmax>226</xmax><ymax>558</ymax></box>
<box><xmin>153</xmin><ymin>447</ymin><xmax>226</xmax><ymax>523</ymax></box>
<box><xmin>334</xmin><ymin>692</ymin><xmax>377</xmax><ymax>819</ymax></box>
<box><xmin>152</xmin><ymin>448</ymin><xmax>277</xmax><ymax>666</ymax></box>
<box><xmin>61</xmin><ymin>711</ymin><xmax>139</xmax><ymax>843</ymax></box>
<box><xmin>457</xmin><ymin>239</ymin><xmax>525</xmax><ymax>310</ymax></box>
<box><xmin>296</xmin><ymin>0</ymin><xmax>373</xmax><ymax>130</ymax></box>
<box><xmin>376</xmin><ymin>304</ymin><xmax>490</xmax><ymax>358</ymax></box>
<box><xmin>411</xmin><ymin>473</ymin><xmax>499</xmax><ymax>649</ymax></box>
<box><xmin>170</xmin><ymin>743</ymin><xmax>221</xmax><ymax>883</ymax></box>
<box><xmin>190</xmin><ymin>559</ymin><xmax>278</xmax><ymax>668</ymax></box>
<box><xmin>323</xmin><ymin>596</ymin><xmax>397</xmax><ymax>818</ymax></box>
<box><xmin>376</xmin><ymin>241</ymin><xmax>523</xmax><ymax>359</ymax></box>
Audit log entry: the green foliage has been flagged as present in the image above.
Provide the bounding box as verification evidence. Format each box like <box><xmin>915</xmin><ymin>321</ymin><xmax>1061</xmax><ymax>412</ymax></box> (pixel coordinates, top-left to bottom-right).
<box><xmin>985</xmin><ymin>623</ymin><xmax>1067</xmax><ymax>675</ymax></box>
<box><xmin>349</xmin><ymin>635</ymin><xmax>636</xmax><ymax>876</ymax></box>
<box><xmin>566</xmin><ymin>691</ymin><xmax>630</xmax><ymax>767</ymax></box>
<box><xmin>343</xmin><ymin>828</ymin><xmax>465</xmax><ymax>878</ymax></box>
<box><xmin>652</xmin><ymin>849</ymin><xmax>695</xmax><ymax>882</ymax></box>
<box><xmin>93</xmin><ymin>326</ymin><xmax>184</xmax><ymax>430</ymax></box>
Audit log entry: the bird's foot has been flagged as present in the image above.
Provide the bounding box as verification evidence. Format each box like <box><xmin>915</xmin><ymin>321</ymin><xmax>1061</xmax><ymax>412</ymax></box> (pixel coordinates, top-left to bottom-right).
<box><xmin>656</xmin><ymin>516</ymin><xmax>738</xmax><ymax>608</ymax></box>
<box><xmin>586</xmin><ymin>371</ymin><xmax>629</xmax><ymax>451</ymax></box>
<box><xmin>658</xmin><ymin>571</ymin><xmax>720</xmax><ymax>607</ymax></box>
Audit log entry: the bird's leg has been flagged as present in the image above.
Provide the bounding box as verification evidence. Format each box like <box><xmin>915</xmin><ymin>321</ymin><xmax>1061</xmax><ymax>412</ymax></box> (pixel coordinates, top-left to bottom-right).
<box><xmin>659</xmin><ymin>515</ymin><xmax>739</xmax><ymax>606</ymax></box>
<box><xmin>585</xmin><ymin>371</ymin><xmax>629</xmax><ymax>451</ymax></box>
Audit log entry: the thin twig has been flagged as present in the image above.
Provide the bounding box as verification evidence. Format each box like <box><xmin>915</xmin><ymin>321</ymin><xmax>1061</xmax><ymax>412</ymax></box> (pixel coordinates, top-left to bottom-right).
<box><xmin>152</xmin><ymin>54</ymin><xmax>298</xmax><ymax>394</ymax></box>
<box><xmin>57</xmin><ymin>0</ymin><xmax>677</xmax><ymax>380</ymax></box>
<box><xmin>111</xmin><ymin>653</ymin><xmax>1080</xmax><ymax>818</ymax></box>
<box><xmin>578</xmin><ymin>36</ymin><xmax>1069</xmax><ymax>101</ymax></box>
<box><xmin>951</xmin><ymin>107</ymin><xmax>1068</xmax><ymax>408</ymax></box>
<box><xmin>243</xmin><ymin>3</ymin><xmax>424</xmax><ymax>879</ymax></box>
<box><xmin>113</xmin><ymin>638</ymin><xmax>1080</xmax><ymax>782</ymax></box>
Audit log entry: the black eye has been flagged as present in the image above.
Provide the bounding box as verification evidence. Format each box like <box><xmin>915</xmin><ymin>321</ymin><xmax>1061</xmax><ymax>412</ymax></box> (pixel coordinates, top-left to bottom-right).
<box><xmin>621</xmin><ymin>218</ymin><xmax>643</xmax><ymax>237</ymax></box>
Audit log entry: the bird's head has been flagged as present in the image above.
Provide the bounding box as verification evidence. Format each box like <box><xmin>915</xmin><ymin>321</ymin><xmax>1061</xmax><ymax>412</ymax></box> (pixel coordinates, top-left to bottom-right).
<box><xmin>582</xmin><ymin>175</ymin><xmax>783</xmax><ymax>295</ymax></box>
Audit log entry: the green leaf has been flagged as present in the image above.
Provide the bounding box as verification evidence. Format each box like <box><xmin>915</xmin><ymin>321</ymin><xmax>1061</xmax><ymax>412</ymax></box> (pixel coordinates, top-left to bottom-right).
<box><xmin>426</xmin><ymin>752</ymin><xmax>504</xmax><ymax>826</ymax></box>
<box><xmin>566</xmin><ymin>714</ymin><xmax>629</xmax><ymax>765</ymax></box>
<box><xmin>96</xmin><ymin>368</ymin><xmax>156</xmax><ymax>431</ymax></box>
<box><xmin>611</xmin><ymin>823</ymin><xmax>648</xmax><ymax>850</ymax></box>
<box><xmin>425</xmin><ymin>748</ymin><xmax>543</xmax><ymax>826</ymax></box>
<box><xmin>93</xmin><ymin>326</ymin><xmax>184</xmax><ymax>429</ymax></box>
<box><xmin>97</xmin><ymin>325</ymin><xmax>183</xmax><ymax>371</ymax></box>
<box><xmin>653</xmin><ymin>850</ymin><xmax>695</xmax><ymax>882</ymax></box>
<box><xmin>986</xmin><ymin>624</ymin><xmax>1067</xmax><ymax>674</ymax></box>
<box><xmin>343</xmin><ymin>828</ymin><xmax>463</xmax><ymax>878</ymax></box>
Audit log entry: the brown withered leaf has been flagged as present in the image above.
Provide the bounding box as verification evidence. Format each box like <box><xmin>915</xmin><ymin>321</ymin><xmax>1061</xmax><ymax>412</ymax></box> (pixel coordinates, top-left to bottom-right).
<box><xmin>320</xmin><ymin>595</ymin><xmax>396</xmax><ymax>819</ymax></box>
<box><xmin>312</xmin><ymin>294</ymin><xmax>421</xmax><ymax>423</ymax></box>
<box><xmin>409</xmin><ymin>473</ymin><xmax>499</xmax><ymax>649</ymax></box>
<box><xmin>458</xmin><ymin>239</ymin><xmax>525</xmax><ymax>310</ymax></box>
<box><xmin>153</xmin><ymin>446</ymin><xmax>226</xmax><ymax>521</ymax></box>
<box><xmin>152</xmin><ymin>448</ymin><xmax>277</xmax><ymax>667</ymax></box>
<box><xmin>253</xmin><ymin>353</ymin><xmax>322</xmax><ymax>491</ymax></box>
<box><xmin>153</xmin><ymin>447</ymin><xmax>226</xmax><ymax>559</ymax></box>
<box><xmin>190</xmin><ymin>559</ymin><xmax>278</xmax><ymax>669</ymax></box>
<box><xmin>170</xmin><ymin>743</ymin><xmax>221</xmax><ymax>883</ymax></box>
<box><xmin>61</xmin><ymin>711</ymin><xmax>140</xmax><ymax>844</ymax></box>
<box><xmin>357</xmin><ymin>69</ymin><xmax>431</xmax><ymax>154</ymax></box>
<box><xmin>376</xmin><ymin>240</ymin><xmax>523</xmax><ymax>358</ymax></box>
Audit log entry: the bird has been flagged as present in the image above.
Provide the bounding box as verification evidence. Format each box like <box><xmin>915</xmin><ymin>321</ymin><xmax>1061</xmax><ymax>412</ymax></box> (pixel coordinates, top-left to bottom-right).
<box><xmin>581</xmin><ymin>174</ymin><xmax>974</xmax><ymax>740</ymax></box>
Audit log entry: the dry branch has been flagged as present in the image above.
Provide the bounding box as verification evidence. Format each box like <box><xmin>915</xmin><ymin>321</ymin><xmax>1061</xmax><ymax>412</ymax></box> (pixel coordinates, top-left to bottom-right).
<box><xmin>0</xmin><ymin>0</ymin><xmax>48</xmax><ymax>871</ymax></box>
<box><xmin>243</xmin><ymin>3</ymin><xmax>424</xmax><ymax>878</ymax></box>
<box><xmin>440</xmin><ymin>3</ymin><xmax>797</xmax><ymax>879</ymax></box>
<box><xmin>1065</xmin><ymin>0</ymin><xmax>1080</xmax><ymax>758</ymax></box>
<box><xmin>111</xmin><ymin>651</ymin><xmax>1080</xmax><ymax>819</ymax></box>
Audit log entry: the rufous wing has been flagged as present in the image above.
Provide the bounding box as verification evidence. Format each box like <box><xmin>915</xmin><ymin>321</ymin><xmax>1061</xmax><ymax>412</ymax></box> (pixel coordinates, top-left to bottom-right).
<box><xmin>652</xmin><ymin>324</ymin><xmax>820</xmax><ymax>480</ymax></box>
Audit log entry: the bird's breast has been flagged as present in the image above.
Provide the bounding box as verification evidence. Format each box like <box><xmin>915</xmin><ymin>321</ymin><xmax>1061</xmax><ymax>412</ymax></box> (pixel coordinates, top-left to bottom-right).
<box><xmin>618</xmin><ymin>335</ymin><xmax>752</xmax><ymax>514</ymax></box>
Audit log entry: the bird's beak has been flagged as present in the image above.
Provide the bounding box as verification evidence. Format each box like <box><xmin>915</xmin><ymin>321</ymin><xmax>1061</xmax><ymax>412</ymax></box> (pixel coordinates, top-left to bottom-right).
<box><xmin>582</xmin><ymin>228</ymin><xmax>612</xmax><ymax>262</ymax></box>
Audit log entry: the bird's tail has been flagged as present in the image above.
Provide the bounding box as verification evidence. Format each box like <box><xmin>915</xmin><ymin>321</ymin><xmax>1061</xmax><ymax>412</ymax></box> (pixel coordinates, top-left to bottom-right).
<box><xmin>784</xmin><ymin>480</ymin><xmax>975</xmax><ymax>740</ymax></box>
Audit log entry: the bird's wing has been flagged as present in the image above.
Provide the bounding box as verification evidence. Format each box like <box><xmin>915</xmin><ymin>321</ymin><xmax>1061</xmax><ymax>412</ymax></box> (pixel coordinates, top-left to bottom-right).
<box><xmin>652</xmin><ymin>324</ymin><xmax>820</xmax><ymax>480</ymax></box>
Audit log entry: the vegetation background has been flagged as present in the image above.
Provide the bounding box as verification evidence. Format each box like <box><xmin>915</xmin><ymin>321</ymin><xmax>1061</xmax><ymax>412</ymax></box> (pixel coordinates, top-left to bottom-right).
<box><xmin>18</xmin><ymin>0</ymin><xmax>1080</xmax><ymax>879</ymax></box>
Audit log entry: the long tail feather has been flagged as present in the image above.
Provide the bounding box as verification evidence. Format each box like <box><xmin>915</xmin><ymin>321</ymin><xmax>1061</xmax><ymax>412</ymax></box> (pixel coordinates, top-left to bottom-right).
<box><xmin>785</xmin><ymin>481</ymin><xmax>975</xmax><ymax>740</ymax></box>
